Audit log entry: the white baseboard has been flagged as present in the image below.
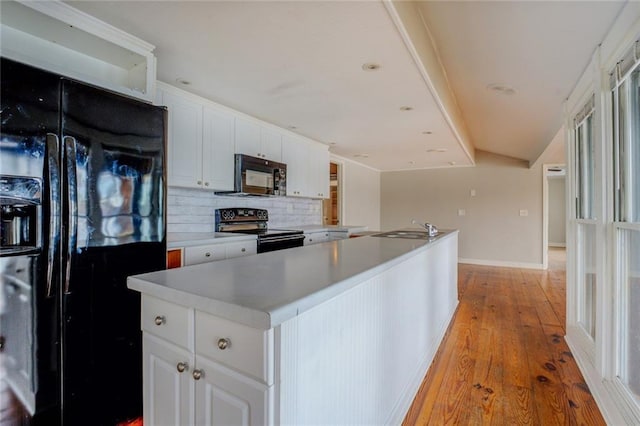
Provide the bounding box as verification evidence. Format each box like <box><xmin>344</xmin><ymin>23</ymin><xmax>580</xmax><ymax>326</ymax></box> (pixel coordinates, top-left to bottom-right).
<box><xmin>458</xmin><ymin>258</ymin><xmax>544</xmax><ymax>270</ymax></box>
<box><xmin>548</xmin><ymin>242</ymin><xmax>567</xmax><ymax>248</ymax></box>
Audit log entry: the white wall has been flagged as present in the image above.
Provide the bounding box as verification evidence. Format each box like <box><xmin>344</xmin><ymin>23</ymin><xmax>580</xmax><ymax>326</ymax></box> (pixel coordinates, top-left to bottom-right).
<box><xmin>381</xmin><ymin>151</ymin><xmax>544</xmax><ymax>268</ymax></box>
<box><xmin>548</xmin><ymin>176</ymin><xmax>566</xmax><ymax>247</ymax></box>
<box><xmin>335</xmin><ymin>155</ymin><xmax>381</xmax><ymax>231</ymax></box>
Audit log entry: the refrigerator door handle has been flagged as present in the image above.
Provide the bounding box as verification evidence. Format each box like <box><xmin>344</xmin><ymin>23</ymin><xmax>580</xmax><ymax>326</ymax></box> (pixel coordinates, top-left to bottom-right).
<box><xmin>64</xmin><ymin>136</ymin><xmax>78</xmax><ymax>294</ymax></box>
<box><xmin>46</xmin><ymin>133</ymin><xmax>60</xmax><ymax>298</ymax></box>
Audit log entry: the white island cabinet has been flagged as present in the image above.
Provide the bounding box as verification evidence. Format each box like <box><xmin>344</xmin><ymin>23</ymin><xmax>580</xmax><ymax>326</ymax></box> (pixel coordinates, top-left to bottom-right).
<box><xmin>129</xmin><ymin>231</ymin><xmax>459</xmax><ymax>425</ymax></box>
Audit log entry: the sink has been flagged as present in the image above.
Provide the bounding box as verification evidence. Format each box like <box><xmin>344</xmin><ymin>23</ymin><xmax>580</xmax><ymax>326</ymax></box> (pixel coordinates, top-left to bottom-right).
<box><xmin>372</xmin><ymin>230</ymin><xmax>434</xmax><ymax>240</ymax></box>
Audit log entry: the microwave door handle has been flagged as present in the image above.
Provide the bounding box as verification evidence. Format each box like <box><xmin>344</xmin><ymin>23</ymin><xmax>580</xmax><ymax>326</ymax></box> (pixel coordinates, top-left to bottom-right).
<box><xmin>63</xmin><ymin>136</ymin><xmax>78</xmax><ymax>294</ymax></box>
<box><xmin>45</xmin><ymin>133</ymin><xmax>61</xmax><ymax>298</ymax></box>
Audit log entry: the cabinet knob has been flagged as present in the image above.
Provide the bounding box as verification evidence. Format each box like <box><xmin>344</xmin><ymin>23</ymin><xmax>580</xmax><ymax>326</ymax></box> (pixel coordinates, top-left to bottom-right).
<box><xmin>241</xmin><ymin>248</ymin><xmax>246</xmax><ymax>252</ymax></box>
<box><xmin>176</xmin><ymin>362</ymin><xmax>189</xmax><ymax>373</ymax></box>
<box><xmin>192</xmin><ymin>369</ymin><xmax>203</xmax><ymax>380</ymax></box>
<box><xmin>205</xmin><ymin>252</ymin><xmax>211</xmax><ymax>257</ymax></box>
<box><xmin>197</xmin><ymin>180</ymin><xmax>202</xmax><ymax>185</ymax></box>
<box><xmin>217</xmin><ymin>338</ymin><xmax>230</xmax><ymax>350</ymax></box>
<box><xmin>154</xmin><ymin>315</ymin><xmax>166</xmax><ymax>326</ymax></box>
<box><xmin>204</xmin><ymin>182</ymin><xmax>209</xmax><ymax>186</ymax></box>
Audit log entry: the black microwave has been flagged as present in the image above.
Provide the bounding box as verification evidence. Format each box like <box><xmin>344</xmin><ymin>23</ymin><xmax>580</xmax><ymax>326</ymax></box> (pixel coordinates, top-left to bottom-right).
<box><xmin>219</xmin><ymin>154</ymin><xmax>287</xmax><ymax>196</ymax></box>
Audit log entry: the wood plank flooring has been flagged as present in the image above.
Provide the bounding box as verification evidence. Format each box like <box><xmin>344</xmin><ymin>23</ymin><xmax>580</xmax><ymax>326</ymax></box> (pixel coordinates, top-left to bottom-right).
<box><xmin>403</xmin><ymin>249</ymin><xmax>605</xmax><ymax>425</ymax></box>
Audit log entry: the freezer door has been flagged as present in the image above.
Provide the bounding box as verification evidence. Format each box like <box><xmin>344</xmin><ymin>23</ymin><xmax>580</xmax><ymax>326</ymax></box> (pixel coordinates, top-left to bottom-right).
<box><xmin>0</xmin><ymin>58</ymin><xmax>62</xmax><ymax>424</ymax></box>
<box><xmin>60</xmin><ymin>80</ymin><xmax>166</xmax><ymax>425</ymax></box>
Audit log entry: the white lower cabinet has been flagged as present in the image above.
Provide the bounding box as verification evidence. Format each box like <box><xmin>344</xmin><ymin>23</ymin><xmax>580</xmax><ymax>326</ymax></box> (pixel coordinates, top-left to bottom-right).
<box><xmin>194</xmin><ymin>356</ymin><xmax>271</xmax><ymax>426</ymax></box>
<box><xmin>143</xmin><ymin>334</ymin><xmax>195</xmax><ymax>426</ymax></box>
<box><xmin>142</xmin><ymin>295</ymin><xmax>273</xmax><ymax>426</ymax></box>
<box><xmin>181</xmin><ymin>240</ymin><xmax>257</xmax><ymax>267</ymax></box>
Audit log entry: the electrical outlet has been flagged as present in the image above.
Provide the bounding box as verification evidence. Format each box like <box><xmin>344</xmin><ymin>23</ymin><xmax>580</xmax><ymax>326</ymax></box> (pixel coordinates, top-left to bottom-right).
<box><xmin>458</xmin><ymin>209</ymin><xmax>466</xmax><ymax>216</ymax></box>
<box><xmin>519</xmin><ymin>209</ymin><xmax>528</xmax><ymax>217</ymax></box>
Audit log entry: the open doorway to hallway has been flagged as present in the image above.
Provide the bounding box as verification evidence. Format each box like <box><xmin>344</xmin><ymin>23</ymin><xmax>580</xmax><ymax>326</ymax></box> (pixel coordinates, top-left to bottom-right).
<box><xmin>323</xmin><ymin>162</ymin><xmax>341</xmax><ymax>225</ymax></box>
<box><xmin>544</xmin><ymin>164</ymin><xmax>567</xmax><ymax>271</ymax></box>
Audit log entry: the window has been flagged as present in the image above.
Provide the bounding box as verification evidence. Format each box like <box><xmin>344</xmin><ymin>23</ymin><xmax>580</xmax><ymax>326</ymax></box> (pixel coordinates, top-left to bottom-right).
<box><xmin>574</xmin><ymin>98</ymin><xmax>595</xmax><ymax>220</ymax></box>
<box><xmin>612</xmin><ymin>47</ymin><xmax>640</xmax><ymax>403</ymax></box>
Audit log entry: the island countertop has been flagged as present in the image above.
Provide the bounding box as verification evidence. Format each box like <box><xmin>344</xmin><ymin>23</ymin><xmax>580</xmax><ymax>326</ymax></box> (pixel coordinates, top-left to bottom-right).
<box><xmin>128</xmin><ymin>230</ymin><xmax>458</xmax><ymax>329</ymax></box>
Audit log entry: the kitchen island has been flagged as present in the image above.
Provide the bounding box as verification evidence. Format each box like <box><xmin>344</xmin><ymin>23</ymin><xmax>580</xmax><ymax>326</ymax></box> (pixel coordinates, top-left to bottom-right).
<box><xmin>128</xmin><ymin>230</ymin><xmax>458</xmax><ymax>425</ymax></box>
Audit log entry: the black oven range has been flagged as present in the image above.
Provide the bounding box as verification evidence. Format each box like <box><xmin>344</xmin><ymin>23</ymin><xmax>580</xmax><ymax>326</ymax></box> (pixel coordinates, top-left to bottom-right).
<box><xmin>214</xmin><ymin>208</ymin><xmax>304</xmax><ymax>253</ymax></box>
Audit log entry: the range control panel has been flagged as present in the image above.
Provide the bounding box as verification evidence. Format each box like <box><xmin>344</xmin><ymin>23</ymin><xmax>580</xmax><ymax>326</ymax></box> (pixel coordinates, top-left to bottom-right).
<box><xmin>215</xmin><ymin>208</ymin><xmax>268</xmax><ymax>223</ymax></box>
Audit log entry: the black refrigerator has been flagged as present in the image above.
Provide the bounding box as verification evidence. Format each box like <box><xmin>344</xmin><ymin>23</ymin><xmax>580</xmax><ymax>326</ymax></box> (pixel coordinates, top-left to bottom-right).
<box><xmin>0</xmin><ymin>57</ymin><xmax>166</xmax><ymax>425</ymax></box>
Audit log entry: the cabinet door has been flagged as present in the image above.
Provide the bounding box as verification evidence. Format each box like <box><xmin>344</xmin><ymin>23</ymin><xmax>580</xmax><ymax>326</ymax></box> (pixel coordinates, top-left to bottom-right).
<box><xmin>143</xmin><ymin>334</ymin><xmax>195</xmax><ymax>426</ymax></box>
<box><xmin>308</xmin><ymin>143</ymin><xmax>330</xmax><ymax>199</ymax></box>
<box><xmin>282</xmin><ymin>134</ymin><xmax>309</xmax><ymax>197</ymax></box>
<box><xmin>203</xmin><ymin>107</ymin><xmax>235</xmax><ymax>191</ymax></box>
<box><xmin>235</xmin><ymin>118</ymin><xmax>261</xmax><ymax>158</ymax></box>
<box><xmin>224</xmin><ymin>241</ymin><xmax>257</xmax><ymax>259</ymax></box>
<box><xmin>260</xmin><ymin>128</ymin><xmax>282</xmax><ymax>162</ymax></box>
<box><xmin>161</xmin><ymin>89</ymin><xmax>203</xmax><ymax>189</ymax></box>
<box><xmin>194</xmin><ymin>356</ymin><xmax>271</xmax><ymax>426</ymax></box>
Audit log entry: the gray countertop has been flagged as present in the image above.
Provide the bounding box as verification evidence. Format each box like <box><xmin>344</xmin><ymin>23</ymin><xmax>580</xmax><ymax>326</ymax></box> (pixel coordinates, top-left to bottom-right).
<box><xmin>130</xmin><ymin>230</ymin><xmax>457</xmax><ymax>329</ymax></box>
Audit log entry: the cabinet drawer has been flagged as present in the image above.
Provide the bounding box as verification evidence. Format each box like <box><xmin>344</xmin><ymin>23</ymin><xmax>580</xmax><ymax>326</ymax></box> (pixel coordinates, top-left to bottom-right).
<box><xmin>224</xmin><ymin>241</ymin><xmax>257</xmax><ymax>259</ymax></box>
<box><xmin>195</xmin><ymin>311</ymin><xmax>273</xmax><ymax>385</ymax></box>
<box><xmin>142</xmin><ymin>295</ymin><xmax>193</xmax><ymax>350</ymax></box>
<box><xmin>184</xmin><ymin>244</ymin><xmax>226</xmax><ymax>266</ymax></box>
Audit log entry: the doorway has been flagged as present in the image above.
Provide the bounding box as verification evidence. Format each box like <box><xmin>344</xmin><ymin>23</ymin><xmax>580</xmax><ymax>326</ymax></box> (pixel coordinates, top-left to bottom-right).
<box><xmin>543</xmin><ymin>164</ymin><xmax>567</xmax><ymax>270</ymax></box>
<box><xmin>323</xmin><ymin>162</ymin><xmax>341</xmax><ymax>225</ymax></box>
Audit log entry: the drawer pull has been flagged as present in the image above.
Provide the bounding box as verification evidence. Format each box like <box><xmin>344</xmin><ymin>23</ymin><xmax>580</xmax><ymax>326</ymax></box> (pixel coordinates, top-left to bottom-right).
<box><xmin>217</xmin><ymin>338</ymin><xmax>230</xmax><ymax>350</ymax></box>
<box><xmin>176</xmin><ymin>362</ymin><xmax>189</xmax><ymax>373</ymax></box>
<box><xmin>154</xmin><ymin>315</ymin><xmax>166</xmax><ymax>326</ymax></box>
<box><xmin>192</xmin><ymin>369</ymin><xmax>203</xmax><ymax>380</ymax></box>
<box><xmin>205</xmin><ymin>252</ymin><xmax>211</xmax><ymax>257</ymax></box>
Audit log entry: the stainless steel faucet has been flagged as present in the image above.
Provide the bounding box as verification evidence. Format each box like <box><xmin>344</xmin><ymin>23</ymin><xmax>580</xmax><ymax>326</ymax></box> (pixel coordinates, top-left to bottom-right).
<box><xmin>412</xmin><ymin>219</ymin><xmax>439</xmax><ymax>237</ymax></box>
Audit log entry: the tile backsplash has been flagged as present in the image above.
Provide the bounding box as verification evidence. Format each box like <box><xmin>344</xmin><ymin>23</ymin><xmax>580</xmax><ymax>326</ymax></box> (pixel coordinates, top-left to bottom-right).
<box><xmin>167</xmin><ymin>187</ymin><xmax>323</xmax><ymax>233</ymax></box>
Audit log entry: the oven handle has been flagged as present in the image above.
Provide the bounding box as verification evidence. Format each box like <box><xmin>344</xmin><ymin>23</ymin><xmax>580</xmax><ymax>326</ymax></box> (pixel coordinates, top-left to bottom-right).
<box><xmin>259</xmin><ymin>235</ymin><xmax>305</xmax><ymax>244</ymax></box>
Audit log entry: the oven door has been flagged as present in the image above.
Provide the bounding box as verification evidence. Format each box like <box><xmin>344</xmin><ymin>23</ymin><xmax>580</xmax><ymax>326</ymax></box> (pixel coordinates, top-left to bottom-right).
<box><xmin>258</xmin><ymin>234</ymin><xmax>305</xmax><ymax>253</ymax></box>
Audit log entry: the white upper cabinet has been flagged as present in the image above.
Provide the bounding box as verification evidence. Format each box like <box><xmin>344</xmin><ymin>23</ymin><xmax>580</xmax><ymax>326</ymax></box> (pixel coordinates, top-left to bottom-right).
<box><xmin>158</xmin><ymin>82</ymin><xmax>327</xmax><ymax>197</ymax></box>
<box><xmin>282</xmin><ymin>134</ymin><xmax>329</xmax><ymax>199</ymax></box>
<box><xmin>0</xmin><ymin>1</ymin><xmax>156</xmax><ymax>101</ymax></box>
<box><xmin>308</xmin><ymin>142</ymin><xmax>330</xmax><ymax>199</ymax></box>
<box><xmin>282</xmin><ymin>134</ymin><xmax>310</xmax><ymax>197</ymax></box>
<box><xmin>260</xmin><ymin>127</ymin><xmax>283</xmax><ymax>162</ymax></box>
<box><xmin>159</xmin><ymin>88</ymin><xmax>203</xmax><ymax>189</ymax></box>
<box><xmin>235</xmin><ymin>118</ymin><xmax>282</xmax><ymax>162</ymax></box>
<box><xmin>158</xmin><ymin>83</ymin><xmax>234</xmax><ymax>191</ymax></box>
<box><xmin>202</xmin><ymin>107</ymin><xmax>235</xmax><ymax>191</ymax></box>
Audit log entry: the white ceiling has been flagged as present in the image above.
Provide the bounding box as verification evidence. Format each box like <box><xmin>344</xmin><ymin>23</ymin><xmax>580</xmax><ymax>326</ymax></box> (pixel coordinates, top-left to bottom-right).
<box><xmin>65</xmin><ymin>0</ymin><xmax>624</xmax><ymax>171</ymax></box>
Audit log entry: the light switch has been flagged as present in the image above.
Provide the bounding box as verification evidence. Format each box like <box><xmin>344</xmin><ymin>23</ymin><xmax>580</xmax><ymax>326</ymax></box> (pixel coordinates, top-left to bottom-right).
<box><xmin>470</xmin><ymin>189</ymin><xmax>476</xmax><ymax>197</ymax></box>
<box><xmin>519</xmin><ymin>209</ymin><xmax>528</xmax><ymax>217</ymax></box>
<box><xmin>458</xmin><ymin>209</ymin><xmax>466</xmax><ymax>216</ymax></box>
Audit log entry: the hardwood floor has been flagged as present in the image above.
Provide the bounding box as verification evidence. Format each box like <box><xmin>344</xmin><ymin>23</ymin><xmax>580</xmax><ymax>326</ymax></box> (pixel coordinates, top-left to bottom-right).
<box><xmin>403</xmin><ymin>250</ymin><xmax>605</xmax><ymax>425</ymax></box>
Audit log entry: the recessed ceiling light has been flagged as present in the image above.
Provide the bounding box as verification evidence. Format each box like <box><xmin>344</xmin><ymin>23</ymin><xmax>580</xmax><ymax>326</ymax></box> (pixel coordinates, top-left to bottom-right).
<box><xmin>176</xmin><ymin>78</ymin><xmax>191</xmax><ymax>86</ymax></box>
<box><xmin>422</xmin><ymin>131</ymin><xmax>433</xmax><ymax>135</ymax></box>
<box><xmin>486</xmin><ymin>83</ymin><xmax>516</xmax><ymax>96</ymax></box>
<box><xmin>400</xmin><ymin>106</ymin><xmax>413</xmax><ymax>111</ymax></box>
<box><xmin>353</xmin><ymin>153</ymin><xmax>369</xmax><ymax>158</ymax></box>
<box><xmin>362</xmin><ymin>63</ymin><xmax>381</xmax><ymax>71</ymax></box>
<box><xmin>408</xmin><ymin>161</ymin><xmax>415</xmax><ymax>165</ymax></box>
<box><xmin>427</xmin><ymin>148</ymin><xmax>447</xmax><ymax>153</ymax></box>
